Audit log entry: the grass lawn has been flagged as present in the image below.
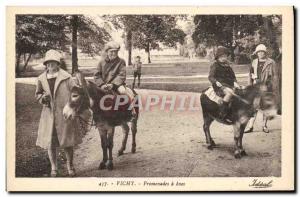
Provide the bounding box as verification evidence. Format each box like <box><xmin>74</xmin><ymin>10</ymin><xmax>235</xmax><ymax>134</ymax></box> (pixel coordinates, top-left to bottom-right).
<box><xmin>15</xmin><ymin>83</ymin><xmax>50</xmax><ymax>177</ymax></box>
<box><xmin>17</xmin><ymin>59</ymin><xmax>250</xmax><ymax>78</ymax></box>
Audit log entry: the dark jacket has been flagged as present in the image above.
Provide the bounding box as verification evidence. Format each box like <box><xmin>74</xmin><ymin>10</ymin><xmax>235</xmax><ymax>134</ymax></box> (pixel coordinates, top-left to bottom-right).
<box><xmin>208</xmin><ymin>61</ymin><xmax>237</xmax><ymax>91</ymax></box>
<box><xmin>94</xmin><ymin>56</ymin><xmax>126</xmax><ymax>88</ymax></box>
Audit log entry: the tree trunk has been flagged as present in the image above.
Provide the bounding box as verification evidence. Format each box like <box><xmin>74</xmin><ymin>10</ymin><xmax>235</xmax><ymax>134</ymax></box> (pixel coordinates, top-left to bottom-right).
<box><xmin>231</xmin><ymin>16</ymin><xmax>238</xmax><ymax>62</ymax></box>
<box><xmin>263</xmin><ymin>16</ymin><xmax>279</xmax><ymax>59</ymax></box>
<box><xmin>22</xmin><ymin>53</ymin><xmax>32</xmax><ymax>72</ymax></box>
<box><xmin>147</xmin><ymin>51</ymin><xmax>151</xmax><ymax>63</ymax></box>
<box><xmin>127</xmin><ymin>30</ymin><xmax>132</xmax><ymax>65</ymax></box>
<box><xmin>71</xmin><ymin>15</ymin><xmax>79</xmax><ymax>73</ymax></box>
<box><xmin>23</xmin><ymin>53</ymin><xmax>26</xmax><ymax>64</ymax></box>
<box><xmin>146</xmin><ymin>41</ymin><xmax>151</xmax><ymax>63</ymax></box>
<box><xmin>15</xmin><ymin>53</ymin><xmax>22</xmax><ymax>77</ymax></box>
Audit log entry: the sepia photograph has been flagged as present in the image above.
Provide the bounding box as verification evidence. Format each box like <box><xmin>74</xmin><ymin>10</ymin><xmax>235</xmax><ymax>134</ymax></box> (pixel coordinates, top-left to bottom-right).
<box><xmin>6</xmin><ymin>6</ymin><xmax>294</xmax><ymax>191</ymax></box>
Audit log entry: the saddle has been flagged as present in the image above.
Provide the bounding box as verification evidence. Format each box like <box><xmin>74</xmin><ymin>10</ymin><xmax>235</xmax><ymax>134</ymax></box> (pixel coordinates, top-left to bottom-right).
<box><xmin>203</xmin><ymin>87</ymin><xmax>223</xmax><ymax>105</ymax></box>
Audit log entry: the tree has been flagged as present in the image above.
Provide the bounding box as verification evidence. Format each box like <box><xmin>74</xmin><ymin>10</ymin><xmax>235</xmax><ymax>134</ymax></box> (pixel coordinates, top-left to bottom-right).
<box><xmin>71</xmin><ymin>15</ymin><xmax>78</xmax><ymax>73</ymax></box>
<box><xmin>132</xmin><ymin>15</ymin><xmax>186</xmax><ymax>63</ymax></box>
<box><xmin>104</xmin><ymin>15</ymin><xmax>144</xmax><ymax>65</ymax></box>
<box><xmin>106</xmin><ymin>15</ymin><xmax>186</xmax><ymax>64</ymax></box>
<box><xmin>192</xmin><ymin>15</ymin><xmax>263</xmax><ymax>60</ymax></box>
<box><xmin>15</xmin><ymin>15</ymin><xmax>69</xmax><ymax>76</ymax></box>
<box><xmin>71</xmin><ymin>15</ymin><xmax>111</xmax><ymax>73</ymax></box>
<box><xmin>259</xmin><ymin>15</ymin><xmax>282</xmax><ymax>59</ymax></box>
<box><xmin>16</xmin><ymin>14</ymin><xmax>111</xmax><ymax>76</ymax></box>
<box><xmin>77</xmin><ymin>16</ymin><xmax>111</xmax><ymax>56</ymax></box>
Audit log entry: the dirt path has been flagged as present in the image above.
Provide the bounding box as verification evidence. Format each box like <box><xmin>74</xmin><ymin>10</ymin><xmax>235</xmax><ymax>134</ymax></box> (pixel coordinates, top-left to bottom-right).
<box><xmin>74</xmin><ymin>89</ymin><xmax>281</xmax><ymax>177</ymax></box>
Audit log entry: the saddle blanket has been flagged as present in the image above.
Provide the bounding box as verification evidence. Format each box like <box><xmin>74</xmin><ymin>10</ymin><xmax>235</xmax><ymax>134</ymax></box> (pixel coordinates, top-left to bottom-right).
<box><xmin>203</xmin><ymin>87</ymin><xmax>223</xmax><ymax>105</ymax></box>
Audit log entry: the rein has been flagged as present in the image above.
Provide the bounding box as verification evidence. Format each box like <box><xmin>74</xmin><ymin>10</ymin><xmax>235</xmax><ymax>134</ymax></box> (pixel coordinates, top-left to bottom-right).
<box><xmin>77</xmin><ymin>113</ymin><xmax>95</xmax><ymax>135</ymax></box>
<box><xmin>232</xmin><ymin>90</ymin><xmax>250</xmax><ymax>105</ymax></box>
<box><xmin>232</xmin><ymin>88</ymin><xmax>251</xmax><ymax>105</ymax></box>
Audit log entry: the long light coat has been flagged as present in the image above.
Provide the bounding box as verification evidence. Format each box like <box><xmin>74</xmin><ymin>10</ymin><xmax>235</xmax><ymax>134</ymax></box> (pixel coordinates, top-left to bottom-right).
<box><xmin>249</xmin><ymin>58</ymin><xmax>280</xmax><ymax>105</ymax></box>
<box><xmin>35</xmin><ymin>69</ymin><xmax>83</xmax><ymax>149</ymax></box>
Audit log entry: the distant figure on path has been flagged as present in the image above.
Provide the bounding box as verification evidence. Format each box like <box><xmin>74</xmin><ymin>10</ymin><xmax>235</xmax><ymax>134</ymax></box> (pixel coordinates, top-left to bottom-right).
<box><xmin>132</xmin><ymin>55</ymin><xmax>142</xmax><ymax>88</ymax></box>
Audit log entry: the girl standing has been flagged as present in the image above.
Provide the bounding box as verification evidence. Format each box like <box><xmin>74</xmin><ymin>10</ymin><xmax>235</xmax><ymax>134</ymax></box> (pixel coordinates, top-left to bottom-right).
<box><xmin>245</xmin><ymin>44</ymin><xmax>279</xmax><ymax>133</ymax></box>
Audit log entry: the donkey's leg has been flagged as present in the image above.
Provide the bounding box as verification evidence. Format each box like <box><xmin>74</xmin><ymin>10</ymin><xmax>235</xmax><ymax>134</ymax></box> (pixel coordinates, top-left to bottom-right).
<box><xmin>262</xmin><ymin>114</ymin><xmax>269</xmax><ymax>133</ymax></box>
<box><xmin>106</xmin><ymin>127</ymin><xmax>115</xmax><ymax>171</ymax></box>
<box><xmin>239</xmin><ymin>123</ymin><xmax>247</xmax><ymax>156</ymax></box>
<box><xmin>244</xmin><ymin>111</ymin><xmax>257</xmax><ymax>133</ymax></box>
<box><xmin>203</xmin><ymin>115</ymin><xmax>215</xmax><ymax>150</ymax></box>
<box><xmin>98</xmin><ymin>128</ymin><xmax>108</xmax><ymax>170</ymax></box>
<box><xmin>118</xmin><ymin>123</ymin><xmax>129</xmax><ymax>156</ymax></box>
<box><xmin>233</xmin><ymin>122</ymin><xmax>242</xmax><ymax>159</ymax></box>
<box><xmin>131</xmin><ymin>119</ymin><xmax>138</xmax><ymax>153</ymax></box>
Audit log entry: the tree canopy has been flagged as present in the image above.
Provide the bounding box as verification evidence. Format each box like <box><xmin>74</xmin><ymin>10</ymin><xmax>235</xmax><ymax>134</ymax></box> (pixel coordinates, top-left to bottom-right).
<box><xmin>192</xmin><ymin>15</ymin><xmax>282</xmax><ymax>61</ymax></box>
<box><xmin>105</xmin><ymin>15</ymin><xmax>186</xmax><ymax>63</ymax></box>
<box><xmin>15</xmin><ymin>14</ymin><xmax>110</xmax><ymax>75</ymax></box>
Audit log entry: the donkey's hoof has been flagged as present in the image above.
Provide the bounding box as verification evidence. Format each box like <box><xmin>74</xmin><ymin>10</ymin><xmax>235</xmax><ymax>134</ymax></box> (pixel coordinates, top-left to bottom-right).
<box><xmin>241</xmin><ymin>150</ymin><xmax>248</xmax><ymax>156</ymax></box>
<box><xmin>211</xmin><ymin>140</ymin><xmax>216</xmax><ymax>146</ymax></box>
<box><xmin>118</xmin><ymin>150</ymin><xmax>124</xmax><ymax>156</ymax></box>
<box><xmin>106</xmin><ymin>161</ymin><xmax>114</xmax><ymax>171</ymax></box>
<box><xmin>234</xmin><ymin>151</ymin><xmax>242</xmax><ymax>159</ymax></box>
<box><xmin>207</xmin><ymin>145</ymin><xmax>214</xmax><ymax>150</ymax></box>
<box><xmin>98</xmin><ymin>161</ymin><xmax>106</xmax><ymax>170</ymax></box>
<box><xmin>131</xmin><ymin>147</ymin><xmax>136</xmax><ymax>153</ymax></box>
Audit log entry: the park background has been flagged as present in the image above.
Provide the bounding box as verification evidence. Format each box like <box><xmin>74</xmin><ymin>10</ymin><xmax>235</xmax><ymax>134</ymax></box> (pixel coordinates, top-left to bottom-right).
<box><xmin>15</xmin><ymin>14</ymin><xmax>282</xmax><ymax>177</ymax></box>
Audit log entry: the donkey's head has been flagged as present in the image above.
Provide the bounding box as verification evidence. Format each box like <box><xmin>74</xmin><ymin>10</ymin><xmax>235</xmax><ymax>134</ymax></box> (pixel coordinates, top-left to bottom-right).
<box><xmin>63</xmin><ymin>71</ymin><xmax>92</xmax><ymax>120</ymax></box>
<box><xmin>243</xmin><ymin>83</ymin><xmax>278</xmax><ymax>120</ymax></box>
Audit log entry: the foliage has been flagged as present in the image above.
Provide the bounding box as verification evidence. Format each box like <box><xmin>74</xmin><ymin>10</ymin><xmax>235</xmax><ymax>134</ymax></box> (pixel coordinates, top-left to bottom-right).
<box><xmin>192</xmin><ymin>15</ymin><xmax>282</xmax><ymax>61</ymax></box>
<box><xmin>77</xmin><ymin>15</ymin><xmax>111</xmax><ymax>56</ymax></box>
<box><xmin>16</xmin><ymin>15</ymin><xmax>69</xmax><ymax>55</ymax></box>
<box><xmin>16</xmin><ymin>14</ymin><xmax>111</xmax><ymax>75</ymax></box>
<box><xmin>192</xmin><ymin>15</ymin><xmax>263</xmax><ymax>48</ymax></box>
<box><xmin>106</xmin><ymin>15</ymin><xmax>186</xmax><ymax>63</ymax></box>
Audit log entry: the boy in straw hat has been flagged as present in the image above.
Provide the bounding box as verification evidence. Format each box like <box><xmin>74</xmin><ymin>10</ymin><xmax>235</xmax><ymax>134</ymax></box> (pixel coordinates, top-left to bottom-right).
<box><xmin>94</xmin><ymin>41</ymin><xmax>137</xmax><ymax>117</ymax></box>
<box><xmin>35</xmin><ymin>49</ymin><xmax>83</xmax><ymax>177</ymax></box>
<box><xmin>208</xmin><ymin>46</ymin><xmax>241</xmax><ymax>119</ymax></box>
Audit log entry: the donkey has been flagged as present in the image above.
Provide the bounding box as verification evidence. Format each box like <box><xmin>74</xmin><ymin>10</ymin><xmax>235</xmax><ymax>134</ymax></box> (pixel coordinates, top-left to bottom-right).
<box><xmin>200</xmin><ymin>83</ymin><xmax>277</xmax><ymax>158</ymax></box>
<box><xmin>63</xmin><ymin>71</ymin><xmax>139</xmax><ymax>170</ymax></box>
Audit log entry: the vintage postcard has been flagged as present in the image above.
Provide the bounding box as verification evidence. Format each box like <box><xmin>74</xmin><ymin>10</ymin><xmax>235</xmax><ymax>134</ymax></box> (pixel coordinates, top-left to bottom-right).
<box><xmin>6</xmin><ymin>6</ymin><xmax>294</xmax><ymax>191</ymax></box>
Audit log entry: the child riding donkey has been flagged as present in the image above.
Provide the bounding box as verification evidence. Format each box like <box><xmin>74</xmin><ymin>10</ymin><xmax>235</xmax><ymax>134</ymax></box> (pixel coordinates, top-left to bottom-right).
<box><xmin>94</xmin><ymin>41</ymin><xmax>137</xmax><ymax>118</ymax></box>
<box><xmin>208</xmin><ymin>46</ymin><xmax>242</xmax><ymax>119</ymax></box>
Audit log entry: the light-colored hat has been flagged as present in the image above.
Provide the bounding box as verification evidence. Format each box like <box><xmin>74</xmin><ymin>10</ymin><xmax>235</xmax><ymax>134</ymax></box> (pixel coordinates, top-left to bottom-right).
<box><xmin>43</xmin><ymin>49</ymin><xmax>61</xmax><ymax>65</ymax></box>
<box><xmin>254</xmin><ymin>44</ymin><xmax>267</xmax><ymax>54</ymax></box>
<box><xmin>104</xmin><ymin>41</ymin><xmax>120</xmax><ymax>52</ymax></box>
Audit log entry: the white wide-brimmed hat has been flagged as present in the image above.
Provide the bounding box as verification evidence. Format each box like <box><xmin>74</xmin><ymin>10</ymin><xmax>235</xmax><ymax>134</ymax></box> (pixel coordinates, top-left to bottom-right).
<box><xmin>43</xmin><ymin>49</ymin><xmax>61</xmax><ymax>65</ymax></box>
<box><xmin>254</xmin><ymin>44</ymin><xmax>267</xmax><ymax>54</ymax></box>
